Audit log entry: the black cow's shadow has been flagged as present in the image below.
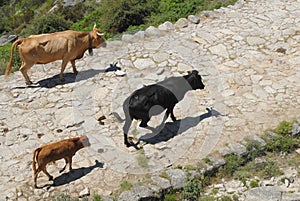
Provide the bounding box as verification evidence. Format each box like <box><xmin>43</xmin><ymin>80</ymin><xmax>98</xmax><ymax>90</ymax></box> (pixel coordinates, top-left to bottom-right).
<box><xmin>139</xmin><ymin>108</ymin><xmax>225</xmax><ymax>145</ymax></box>
<box><xmin>43</xmin><ymin>160</ymin><xmax>104</xmax><ymax>189</ymax></box>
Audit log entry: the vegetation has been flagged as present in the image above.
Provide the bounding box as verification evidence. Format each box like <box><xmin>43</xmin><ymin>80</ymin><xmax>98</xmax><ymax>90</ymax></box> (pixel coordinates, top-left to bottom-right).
<box><xmin>0</xmin><ymin>43</ymin><xmax>20</xmax><ymax>75</ymax></box>
<box><xmin>0</xmin><ymin>0</ymin><xmax>237</xmax><ymax>74</ymax></box>
<box><xmin>163</xmin><ymin>119</ymin><xmax>300</xmax><ymax>200</ymax></box>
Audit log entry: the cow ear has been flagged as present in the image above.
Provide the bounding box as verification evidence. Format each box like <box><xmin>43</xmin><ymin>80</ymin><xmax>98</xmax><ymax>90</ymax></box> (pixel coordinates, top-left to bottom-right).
<box><xmin>187</xmin><ymin>70</ymin><xmax>198</xmax><ymax>75</ymax></box>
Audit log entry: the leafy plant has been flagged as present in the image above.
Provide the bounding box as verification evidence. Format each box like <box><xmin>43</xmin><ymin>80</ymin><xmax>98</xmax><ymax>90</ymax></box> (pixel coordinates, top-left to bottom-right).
<box><xmin>183</xmin><ymin>177</ymin><xmax>201</xmax><ymax>200</ymax></box>
<box><xmin>249</xmin><ymin>180</ymin><xmax>259</xmax><ymax>188</ymax></box>
<box><xmin>98</xmin><ymin>0</ymin><xmax>158</xmax><ymax>33</ymax></box>
<box><xmin>274</xmin><ymin>121</ymin><xmax>293</xmax><ymax>136</ymax></box>
<box><xmin>164</xmin><ymin>192</ymin><xmax>178</xmax><ymax>201</ymax></box>
<box><xmin>120</xmin><ymin>180</ymin><xmax>133</xmax><ymax>191</ymax></box>
<box><xmin>137</xmin><ymin>149</ymin><xmax>149</xmax><ymax>168</ymax></box>
<box><xmin>22</xmin><ymin>13</ymin><xmax>70</xmax><ymax>36</ymax></box>
<box><xmin>219</xmin><ymin>154</ymin><xmax>245</xmax><ymax>177</ymax></box>
<box><xmin>246</xmin><ymin>140</ymin><xmax>265</xmax><ymax>161</ymax></box>
<box><xmin>265</xmin><ymin>135</ymin><xmax>299</xmax><ymax>153</ymax></box>
<box><xmin>0</xmin><ymin>43</ymin><xmax>21</xmax><ymax>75</ymax></box>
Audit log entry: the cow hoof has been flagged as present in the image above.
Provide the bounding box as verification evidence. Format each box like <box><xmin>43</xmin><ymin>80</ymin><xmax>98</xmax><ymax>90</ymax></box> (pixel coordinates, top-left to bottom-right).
<box><xmin>73</xmin><ymin>70</ymin><xmax>78</xmax><ymax>75</ymax></box>
<box><xmin>26</xmin><ymin>81</ymin><xmax>33</xmax><ymax>85</ymax></box>
<box><xmin>139</xmin><ymin>122</ymin><xmax>148</xmax><ymax>128</ymax></box>
<box><xmin>60</xmin><ymin>78</ymin><xmax>65</xmax><ymax>82</ymax></box>
<box><xmin>49</xmin><ymin>176</ymin><xmax>53</xmax><ymax>181</ymax></box>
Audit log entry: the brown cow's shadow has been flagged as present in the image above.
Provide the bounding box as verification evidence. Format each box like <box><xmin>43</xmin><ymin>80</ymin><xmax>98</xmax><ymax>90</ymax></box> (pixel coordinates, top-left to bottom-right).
<box><xmin>139</xmin><ymin>108</ymin><xmax>225</xmax><ymax>145</ymax></box>
<box><xmin>42</xmin><ymin>160</ymin><xmax>104</xmax><ymax>189</ymax></box>
<box><xmin>36</xmin><ymin>69</ymin><xmax>106</xmax><ymax>88</ymax></box>
<box><xmin>13</xmin><ymin>63</ymin><xmax>122</xmax><ymax>89</ymax></box>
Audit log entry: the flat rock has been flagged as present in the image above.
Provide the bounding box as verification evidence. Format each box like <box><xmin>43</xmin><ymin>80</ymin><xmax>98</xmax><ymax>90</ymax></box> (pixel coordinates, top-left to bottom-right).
<box><xmin>166</xmin><ymin>169</ymin><xmax>186</xmax><ymax>189</ymax></box>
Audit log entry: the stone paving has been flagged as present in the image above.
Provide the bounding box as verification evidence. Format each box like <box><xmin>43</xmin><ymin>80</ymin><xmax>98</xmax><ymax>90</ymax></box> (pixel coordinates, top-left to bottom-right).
<box><xmin>0</xmin><ymin>0</ymin><xmax>300</xmax><ymax>199</ymax></box>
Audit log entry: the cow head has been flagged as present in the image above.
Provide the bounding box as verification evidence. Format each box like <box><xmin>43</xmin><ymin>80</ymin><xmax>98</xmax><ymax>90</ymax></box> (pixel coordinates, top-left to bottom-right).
<box><xmin>80</xmin><ymin>135</ymin><xmax>91</xmax><ymax>147</ymax></box>
<box><xmin>90</xmin><ymin>24</ymin><xmax>106</xmax><ymax>48</ymax></box>
<box><xmin>186</xmin><ymin>70</ymin><xmax>205</xmax><ymax>90</ymax></box>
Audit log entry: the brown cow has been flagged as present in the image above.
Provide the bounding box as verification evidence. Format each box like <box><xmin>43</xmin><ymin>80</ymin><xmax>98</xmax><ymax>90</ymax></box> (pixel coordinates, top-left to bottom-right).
<box><xmin>5</xmin><ymin>24</ymin><xmax>106</xmax><ymax>85</ymax></box>
<box><xmin>32</xmin><ymin>135</ymin><xmax>91</xmax><ymax>188</ymax></box>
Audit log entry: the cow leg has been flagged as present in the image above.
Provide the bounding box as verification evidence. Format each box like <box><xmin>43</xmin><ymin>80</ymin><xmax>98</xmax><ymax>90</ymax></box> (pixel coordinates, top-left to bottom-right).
<box><xmin>42</xmin><ymin>167</ymin><xmax>53</xmax><ymax>181</ymax></box>
<box><xmin>71</xmin><ymin>60</ymin><xmax>78</xmax><ymax>75</ymax></box>
<box><xmin>60</xmin><ymin>59</ymin><xmax>69</xmax><ymax>82</ymax></box>
<box><xmin>59</xmin><ymin>158</ymin><xmax>68</xmax><ymax>173</ymax></box>
<box><xmin>68</xmin><ymin>157</ymin><xmax>73</xmax><ymax>172</ymax></box>
<box><xmin>123</xmin><ymin>118</ymin><xmax>132</xmax><ymax>147</ymax></box>
<box><xmin>123</xmin><ymin>97</ymin><xmax>133</xmax><ymax>147</ymax></box>
<box><xmin>34</xmin><ymin>167</ymin><xmax>42</xmax><ymax>188</ymax></box>
<box><xmin>20</xmin><ymin>62</ymin><xmax>33</xmax><ymax>85</ymax></box>
<box><xmin>168</xmin><ymin>105</ymin><xmax>177</xmax><ymax>122</ymax></box>
<box><xmin>140</xmin><ymin>118</ymin><xmax>150</xmax><ymax>128</ymax></box>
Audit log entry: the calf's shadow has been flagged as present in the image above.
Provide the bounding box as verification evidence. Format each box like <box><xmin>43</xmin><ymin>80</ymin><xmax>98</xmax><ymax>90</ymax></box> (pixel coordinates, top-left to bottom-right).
<box><xmin>44</xmin><ymin>160</ymin><xmax>104</xmax><ymax>189</ymax></box>
<box><xmin>139</xmin><ymin>108</ymin><xmax>225</xmax><ymax>145</ymax></box>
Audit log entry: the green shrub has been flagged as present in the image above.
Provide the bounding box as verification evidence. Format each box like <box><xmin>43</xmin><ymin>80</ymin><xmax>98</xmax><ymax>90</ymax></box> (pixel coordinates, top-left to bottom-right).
<box><xmin>164</xmin><ymin>193</ymin><xmax>178</xmax><ymax>201</ymax></box>
<box><xmin>183</xmin><ymin>177</ymin><xmax>201</xmax><ymax>200</ymax></box>
<box><xmin>120</xmin><ymin>180</ymin><xmax>133</xmax><ymax>191</ymax></box>
<box><xmin>0</xmin><ymin>43</ymin><xmax>21</xmax><ymax>75</ymax></box>
<box><xmin>137</xmin><ymin>149</ymin><xmax>149</xmax><ymax>168</ymax></box>
<box><xmin>266</xmin><ymin>135</ymin><xmax>299</xmax><ymax>153</ymax></box>
<box><xmin>199</xmin><ymin>195</ymin><xmax>215</xmax><ymax>201</ymax></box>
<box><xmin>92</xmin><ymin>194</ymin><xmax>103</xmax><ymax>201</ymax></box>
<box><xmin>274</xmin><ymin>121</ymin><xmax>293</xmax><ymax>136</ymax></box>
<box><xmin>249</xmin><ymin>180</ymin><xmax>259</xmax><ymax>188</ymax></box>
<box><xmin>219</xmin><ymin>154</ymin><xmax>245</xmax><ymax>177</ymax></box>
<box><xmin>21</xmin><ymin>13</ymin><xmax>70</xmax><ymax>36</ymax></box>
<box><xmin>246</xmin><ymin>140</ymin><xmax>265</xmax><ymax>161</ymax></box>
<box><xmin>98</xmin><ymin>0</ymin><xmax>158</xmax><ymax>33</ymax></box>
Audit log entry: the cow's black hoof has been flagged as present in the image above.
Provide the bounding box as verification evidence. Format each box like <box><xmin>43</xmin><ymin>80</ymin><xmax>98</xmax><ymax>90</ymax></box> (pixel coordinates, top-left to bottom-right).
<box><xmin>139</xmin><ymin>122</ymin><xmax>148</xmax><ymax>128</ymax></box>
<box><xmin>49</xmin><ymin>176</ymin><xmax>53</xmax><ymax>181</ymax></box>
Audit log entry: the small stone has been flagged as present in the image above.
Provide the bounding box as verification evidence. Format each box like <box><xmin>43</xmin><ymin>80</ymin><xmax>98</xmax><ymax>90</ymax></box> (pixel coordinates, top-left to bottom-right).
<box><xmin>209</xmin><ymin>44</ymin><xmax>229</xmax><ymax>58</ymax></box>
<box><xmin>158</xmin><ymin>21</ymin><xmax>174</xmax><ymax>31</ymax></box>
<box><xmin>79</xmin><ymin>187</ymin><xmax>90</xmax><ymax>198</ymax></box>
<box><xmin>291</xmin><ymin>123</ymin><xmax>300</xmax><ymax>136</ymax></box>
<box><xmin>175</xmin><ymin>18</ymin><xmax>189</xmax><ymax>28</ymax></box>
<box><xmin>145</xmin><ymin>26</ymin><xmax>161</xmax><ymax>37</ymax></box>
<box><xmin>122</xmin><ymin>34</ymin><xmax>134</xmax><ymax>42</ymax></box>
<box><xmin>188</xmin><ymin>15</ymin><xmax>200</xmax><ymax>24</ymax></box>
<box><xmin>246</xmin><ymin>36</ymin><xmax>266</xmax><ymax>46</ymax></box>
<box><xmin>115</xmin><ymin>70</ymin><xmax>126</xmax><ymax>77</ymax></box>
<box><xmin>166</xmin><ymin>169</ymin><xmax>186</xmax><ymax>189</ymax></box>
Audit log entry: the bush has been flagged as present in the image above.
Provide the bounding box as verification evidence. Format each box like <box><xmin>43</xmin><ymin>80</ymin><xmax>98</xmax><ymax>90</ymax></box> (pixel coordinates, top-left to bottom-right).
<box><xmin>246</xmin><ymin>140</ymin><xmax>265</xmax><ymax>161</ymax></box>
<box><xmin>98</xmin><ymin>0</ymin><xmax>158</xmax><ymax>33</ymax></box>
<box><xmin>266</xmin><ymin>135</ymin><xmax>299</xmax><ymax>153</ymax></box>
<box><xmin>183</xmin><ymin>177</ymin><xmax>201</xmax><ymax>200</ymax></box>
<box><xmin>274</xmin><ymin>121</ymin><xmax>293</xmax><ymax>136</ymax></box>
<box><xmin>21</xmin><ymin>13</ymin><xmax>71</xmax><ymax>36</ymax></box>
<box><xmin>219</xmin><ymin>154</ymin><xmax>245</xmax><ymax>177</ymax></box>
<box><xmin>0</xmin><ymin>43</ymin><xmax>21</xmax><ymax>75</ymax></box>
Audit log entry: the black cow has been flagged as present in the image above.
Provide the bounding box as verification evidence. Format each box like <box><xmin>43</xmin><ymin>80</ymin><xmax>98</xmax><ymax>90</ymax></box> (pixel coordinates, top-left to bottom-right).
<box><xmin>113</xmin><ymin>70</ymin><xmax>205</xmax><ymax>147</ymax></box>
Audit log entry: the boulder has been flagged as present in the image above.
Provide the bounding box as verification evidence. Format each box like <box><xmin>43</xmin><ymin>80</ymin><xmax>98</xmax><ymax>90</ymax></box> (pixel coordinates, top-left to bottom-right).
<box><xmin>0</xmin><ymin>35</ymin><xmax>18</xmax><ymax>46</ymax></box>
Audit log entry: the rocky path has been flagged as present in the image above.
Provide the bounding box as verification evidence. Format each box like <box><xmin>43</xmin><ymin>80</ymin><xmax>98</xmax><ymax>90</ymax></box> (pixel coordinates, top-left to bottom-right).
<box><xmin>0</xmin><ymin>0</ymin><xmax>299</xmax><ymax>200</ymax></box>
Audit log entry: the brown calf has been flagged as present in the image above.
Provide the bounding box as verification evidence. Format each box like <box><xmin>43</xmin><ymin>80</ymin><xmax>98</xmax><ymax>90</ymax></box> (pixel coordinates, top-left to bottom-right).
<box><xmin>32</xmin><ymin>135</ymin><xmax>91</xmax><ymax>188</ymax></box>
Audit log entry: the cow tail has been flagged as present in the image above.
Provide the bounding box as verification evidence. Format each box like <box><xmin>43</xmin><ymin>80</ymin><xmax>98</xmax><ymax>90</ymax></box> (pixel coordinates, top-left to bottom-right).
<box><xmin>32</xmin><ymin>147</ymin><xmax>41</xmax><ymax>173</ymax></box>
<box><xmin>5</xmin><ymin>39</ymin><xmax>23</xmax><ymax>78</ymax></box>
<box><xmin>110</xmin><ymin>112</ymin><xmax>125</xmax><ymax>122</ymax></box>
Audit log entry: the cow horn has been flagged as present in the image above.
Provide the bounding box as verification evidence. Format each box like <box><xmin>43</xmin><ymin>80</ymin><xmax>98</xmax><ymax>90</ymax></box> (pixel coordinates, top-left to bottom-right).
<box><xmin>93</xmin><ymin>23</ymin><xmax>97</xmax><ymax>29</ymax></box>
<box><xmin>97</xmin><ymin>32</ymin><xmax>105</xmax><ymax>36</ymax></box>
